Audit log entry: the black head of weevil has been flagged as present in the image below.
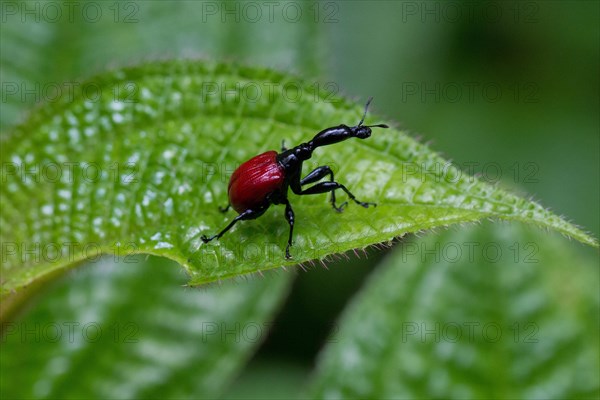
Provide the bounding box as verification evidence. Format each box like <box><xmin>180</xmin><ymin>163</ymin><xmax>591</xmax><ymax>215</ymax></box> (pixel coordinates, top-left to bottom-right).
<box><xmin>201</xmin><ymin>97</ymin><xmax>389</xmax><ymax>259</ymax></box>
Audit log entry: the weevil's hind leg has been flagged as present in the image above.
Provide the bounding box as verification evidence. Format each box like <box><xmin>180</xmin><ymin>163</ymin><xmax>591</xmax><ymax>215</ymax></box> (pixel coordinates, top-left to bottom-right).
<box><xmin>201</xmin><ymin>206</ymin><xmax>266</xmax><ymax>243</ymax></box>
<box><xmin>281</xmin><ymin>140</ymin><xmax>288</xmax><ymax>152</ymax></box>
<box><xmin>218</xmin><ymin>204</ymin><xmax>231</xmax><ymax>213</ymax></box>
<box><xmin>283</xmin><ymin>200</ymin><xmax>295</xmax><ymax>259</ymax></box>
<box><xmin>295</xmin><ymin>181</ymin><xmax>376</xmax><ymax>211</ymax></box>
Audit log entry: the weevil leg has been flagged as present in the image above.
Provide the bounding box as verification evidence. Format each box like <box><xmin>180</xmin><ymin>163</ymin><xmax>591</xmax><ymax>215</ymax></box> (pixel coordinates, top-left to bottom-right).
<box><xmin>299</xmin><ymin>165</ymin><xmax>344</xmax><ymax>211</ymax></box>
<box><xmin>201</xmin><ymin>206</ymin><xmax>267</xmax><ymax>243</ymax></box>
<box><xmin>218</xmin><ymin>204</ymin><xmax>231</xmax><ymax>213</ymax></box>
<box><xmin>294</xmin><ymin>180</ymin><xmax>376</xmax><ymax>211</ymax></box>
<box><xmin>283</xmin><ymin>199</ymin><xmax>295</xmax><ymax>259</ymax></box>
<box><xmin>300</xmin><ymin>165</ymin><xmax>333</xmax><ymax>185</ymax></box>
<box><xmin>297</xmin><ymin>166</ymin><xmax>372</xmax><ymax>212</ymax></box>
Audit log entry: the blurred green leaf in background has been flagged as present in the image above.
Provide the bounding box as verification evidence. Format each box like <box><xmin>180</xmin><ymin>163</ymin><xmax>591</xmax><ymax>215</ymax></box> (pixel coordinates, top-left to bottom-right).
<box><xmin>1</xmin><ymin>1</ymin><xmax>598</xmax><ymax>399</ymax></box>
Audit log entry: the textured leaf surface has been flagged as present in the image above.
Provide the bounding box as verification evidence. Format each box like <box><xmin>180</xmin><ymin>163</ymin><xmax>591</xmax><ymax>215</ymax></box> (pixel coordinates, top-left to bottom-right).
<box><xmin>308</xmin><ymin>223</ymin><xmax>599</xmax><ymax>399</ymax></box>
<box><xmin>1</xmin><ymin>60</ymin><xmax>597</xmax><ymax>295</ymax></box>
<box><xmin>0</xmin><ymin>256</ymin><xmax>293</xmax><ymax>399</ymax></box>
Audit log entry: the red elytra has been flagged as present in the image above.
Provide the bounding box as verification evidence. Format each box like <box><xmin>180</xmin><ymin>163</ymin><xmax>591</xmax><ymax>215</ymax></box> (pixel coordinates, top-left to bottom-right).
<box><xmin>228</xmin><ymin>151</ymin><xmax>285</xmax><ymax>213</ymax></box>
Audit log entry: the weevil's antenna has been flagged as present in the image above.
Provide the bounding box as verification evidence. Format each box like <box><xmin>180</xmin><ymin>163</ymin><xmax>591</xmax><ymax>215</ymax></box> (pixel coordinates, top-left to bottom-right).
<box><xmin>366</xmin><ymin>123</ymin><xmax>389</xmax><ymax>129</ymax></box>
<box><xmin>358</xmin><ymin>97</ymin><xmax>374</xmax><ymax>126</ymax></box>
<box><xmin>358</xmin><ymin>97</ymin><xmax>389</xmax><ymax>129</ymax></box>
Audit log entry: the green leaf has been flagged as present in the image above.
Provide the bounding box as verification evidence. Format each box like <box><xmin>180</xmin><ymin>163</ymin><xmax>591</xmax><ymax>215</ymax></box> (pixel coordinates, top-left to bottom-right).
<box><xmin>308</xmin><ymin>223</ymin><xmax>599</xmax><ymax>399</ymax></box>
<box><xmin>1</xmin><ymin>60</ymin><xmax>596</xmax><ymax>295</ymax></box>
<box><xmin>0</xmin><ymin>256</ymin><xmax>293</xmax><ymax>399</ymax></box>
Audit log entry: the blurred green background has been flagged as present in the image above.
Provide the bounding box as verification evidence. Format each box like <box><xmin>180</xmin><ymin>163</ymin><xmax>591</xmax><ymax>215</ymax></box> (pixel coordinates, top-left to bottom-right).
<box><xmin>2</xmin><ymin>1</ymin><xmax>598</xmax><ymax>398</ymax></box>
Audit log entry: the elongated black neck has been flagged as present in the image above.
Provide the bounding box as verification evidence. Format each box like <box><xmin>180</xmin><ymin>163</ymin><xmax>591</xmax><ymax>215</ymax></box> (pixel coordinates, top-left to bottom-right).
<box><xmin>308</xmin><ymin>124</ymin><xmax>353</xmax><ymax>149</ymax></box>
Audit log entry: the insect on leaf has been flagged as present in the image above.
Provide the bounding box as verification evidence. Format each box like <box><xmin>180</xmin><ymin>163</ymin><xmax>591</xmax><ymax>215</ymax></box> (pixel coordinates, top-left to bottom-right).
<box><xmin>1</xmin><ymin>60</ymin><xmax>597</xmax><ymax>296</ymax></box>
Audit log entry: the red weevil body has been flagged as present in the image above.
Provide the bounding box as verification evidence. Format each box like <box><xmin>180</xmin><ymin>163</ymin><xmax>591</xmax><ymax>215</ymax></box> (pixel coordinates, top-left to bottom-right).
<box><xmin>228</xmin><ymin>151</ymin><xmax>285</xmax><ymax>214</ymax></box>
